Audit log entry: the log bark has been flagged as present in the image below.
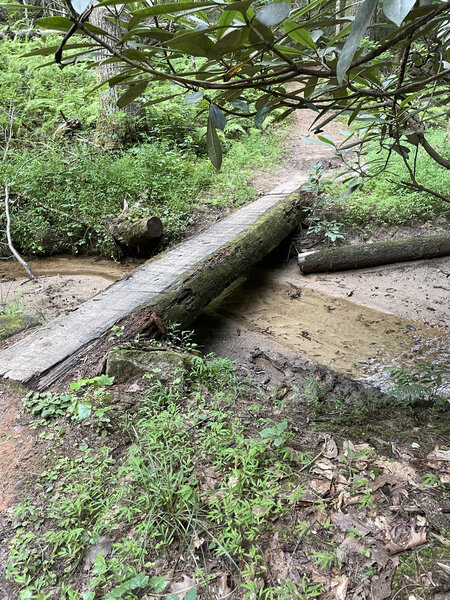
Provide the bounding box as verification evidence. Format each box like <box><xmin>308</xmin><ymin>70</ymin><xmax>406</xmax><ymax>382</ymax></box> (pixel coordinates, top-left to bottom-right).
<box><xmin>299</xmin><ymin>234</ymin><xmax>450</xmax><ymax>274</ymax></box>
<box><xmin>25</xmin><ymin>189</ymin><xmax>311</xmax><ymax>389</ymax></box>
<box><xmin>110</xmin><ymin>216</ymin><xmax>163</xmax><ymax>255</ymax></box>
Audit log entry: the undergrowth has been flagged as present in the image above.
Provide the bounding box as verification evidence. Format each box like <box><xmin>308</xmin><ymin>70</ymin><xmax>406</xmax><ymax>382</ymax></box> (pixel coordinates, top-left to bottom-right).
<box><xmin>7</xmin><ymin>354</ymin><xmax>323</xmax><ymax>600</ymax></box>
<box><xmin>5</xmin><ymin>344</ymin><xmax>449</xmax><ymax>600</ymax></box>
<box><xmin>336</xmin><ymin>129</ymin><xmax>450</xmax><ymax>227</ymax></box>
<box><xmin>0</xmin><ymin>37</ymin><xmax>285</xmax><ymax>258</ymax></box>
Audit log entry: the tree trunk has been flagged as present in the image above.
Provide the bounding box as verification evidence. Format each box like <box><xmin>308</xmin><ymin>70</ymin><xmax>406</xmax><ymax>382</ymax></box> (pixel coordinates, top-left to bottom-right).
<box><xmin>90</xmin><ymin>6</ymin><xmax>136</xmax><ymax>148</ymax></box>
<box><xmin>299</xmin><ymin>234</ymin><xmax>450</xmax><ymax>274</ymax></box>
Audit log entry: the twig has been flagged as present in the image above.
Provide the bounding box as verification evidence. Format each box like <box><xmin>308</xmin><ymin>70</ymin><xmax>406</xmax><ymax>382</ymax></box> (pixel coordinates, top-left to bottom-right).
<box><xmin>4</xmin><ymin>185</ymin><xmax>35</xmax><ymax>280</ymax></box>
<box><xmin>298</xmin><ymin>450</ymin><xmax>323</xmax><ymax>473</ymax></box>
<box><xmin>2</xmin><ymin>95</ymin><xmax>36</xmax><ymax>280</ymax></box>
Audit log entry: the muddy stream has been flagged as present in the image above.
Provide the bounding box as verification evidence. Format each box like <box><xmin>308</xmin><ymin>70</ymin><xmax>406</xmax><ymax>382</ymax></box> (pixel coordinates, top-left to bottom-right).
<box><xmin>0</xmin><ymin>253</ymin><xmax>448</xmax><ymax>393</ymax></box>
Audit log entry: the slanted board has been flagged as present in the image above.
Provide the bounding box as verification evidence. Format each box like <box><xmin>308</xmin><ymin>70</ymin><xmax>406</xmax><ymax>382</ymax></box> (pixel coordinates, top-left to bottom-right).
<box><xmin>0</xmin><ymin>176</ymin><xmax>309</xmax><ymax>389</ymax></box>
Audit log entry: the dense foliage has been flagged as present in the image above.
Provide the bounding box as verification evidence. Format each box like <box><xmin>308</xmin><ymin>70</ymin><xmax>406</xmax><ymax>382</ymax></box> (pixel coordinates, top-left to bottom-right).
<box><xmin>0</xmin><ymin>38</ymin><xmax>285</xmax><ymax>256</ymax></box>
<box><xmin>24</xmin><ymin>0</ymin><xmax>450</xmax><ymax>200</ymax></box>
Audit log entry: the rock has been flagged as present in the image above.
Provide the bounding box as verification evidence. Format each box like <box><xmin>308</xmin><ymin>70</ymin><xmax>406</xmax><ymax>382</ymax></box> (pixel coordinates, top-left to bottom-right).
<box><xmin>0</xmin><ymin>314</ymin><xmax>41</xmax><ymax>341</ymax></box>
<box><xmin>83</xmin><ymin>535</ymin><xmax>113</xmax><ymax>571</ymax></box>
<box><xmin>106</xmin><ymin>348</ymin><xmax>186</xmax><ymax>384</ymax></box>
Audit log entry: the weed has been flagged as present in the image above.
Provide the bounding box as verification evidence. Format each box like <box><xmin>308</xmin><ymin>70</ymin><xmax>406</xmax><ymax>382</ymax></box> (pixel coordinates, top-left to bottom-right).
<box><xmin>0</xmin><ymin>291</ymin><xmax>25</xmax><ymax>316</ymax></box>
<box><xmin>307</xmin><ymin>216</ymin><xmax>345</xmax><ymax>245</ymax></box>
<box><xmin>259</xmin><ymin>420</ymin><xmax>289</xmax><ymax>447</ymax></box>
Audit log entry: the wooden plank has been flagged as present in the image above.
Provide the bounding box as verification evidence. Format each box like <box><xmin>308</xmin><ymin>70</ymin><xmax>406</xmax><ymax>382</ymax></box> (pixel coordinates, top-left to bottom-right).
<box><xmin>0</xmin><ymin>177</ymin><xmax>308</xmax><ymax>386</ymax></box>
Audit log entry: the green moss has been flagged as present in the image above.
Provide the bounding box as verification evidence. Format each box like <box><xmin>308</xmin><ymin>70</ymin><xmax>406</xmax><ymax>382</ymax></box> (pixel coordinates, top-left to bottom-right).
<box><xmin>0</xmin><ymin>314</ymin><xmax>40</xmax><ymax>340</ymax></box>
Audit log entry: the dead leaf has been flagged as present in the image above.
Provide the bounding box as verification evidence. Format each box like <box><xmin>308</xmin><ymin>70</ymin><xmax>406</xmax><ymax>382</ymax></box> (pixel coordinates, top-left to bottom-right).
<box><xmin>125</xmin><ymin>381</ymin><xmax>142</xmax><ymax>392</ymax></box>
<box><xmin>427</xmin><ymin>448</ymin><xmax>450</xmax><ymax>462</ymax></box>
<box><xmin>214</xmin><ymin>573</ymin><xmax>232</xmax><ymax>599</ymax></box>
<box><xmin>83</xmin><ymin>535</ymin><xmax>113</xmax><ymax>571</ymax></box>
<box><xmin>331</xmin><ymin>511</ymin><xmax>370</xmax><ymax>536</ymax></box>
<box><xmin>336</xmin><ymin>536</ymin><xmax>365</xmax><ymax>565</ymax></box>
<box><xmin>385</xmin><ymin>520</ymin><xmax>427</xmax><ymax>555</ymax></box>
<box><xmin>333</xmin><ymin>574</ymin><xmax>349</xmax><ymax>600</ymax></box>
<box><xmin>322</xmin><ymin>575</ymin><xmax>349</xmax><ymax>600</ymax></box>
<box><xmin>310</xmin><ymin>478</ymin><xmax>331</xmax><ymax>496</ymax></box>
<box><xmin>375</xmin><ymin>459</ymin><xmax>420</xmax><ymax>487</ymax></box>
<box><xmin>370</xmin><ymin>568</ymin><xmax>395</xmax><ymax>600</ymax></box>
<box><xmin>321</xmin><ymin>434</ymin><xmax>338</xmax><ymax>459</ymax></box>
<box><xmin>264</xmin><ymin>533</ymin><xmax>289</xmax><ymax>581</ymax></box>
<box><xmin>169</xmin><ymin>575</ymin><xmax>196</xmax><ymax>599</ymax></box>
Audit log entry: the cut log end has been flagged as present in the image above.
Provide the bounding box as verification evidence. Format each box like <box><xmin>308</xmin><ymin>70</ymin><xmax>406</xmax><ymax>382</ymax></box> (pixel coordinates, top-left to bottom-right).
<box><xmin>110</xmin><ymin>215</ymin><xmax>164</xmax><ymax>256</ymax></box>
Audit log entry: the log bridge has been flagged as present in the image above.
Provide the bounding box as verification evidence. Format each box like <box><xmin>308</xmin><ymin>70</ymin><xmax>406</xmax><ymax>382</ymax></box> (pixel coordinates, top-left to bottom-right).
<box><xmin>0</xmin><ymin>178</ymin><xmax>309</xmax><ymax>390</ymax></box>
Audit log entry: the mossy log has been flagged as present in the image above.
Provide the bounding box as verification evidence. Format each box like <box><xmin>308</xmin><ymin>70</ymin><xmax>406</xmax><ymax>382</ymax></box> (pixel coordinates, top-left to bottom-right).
<box><xmin>110</xmin><ymin>216</ymin><xmax>163</xmax><ymax>255</ymax></box>
<box><xmin>299</xmin><ymin>234</ymin><xmax>450</xmax><ymax>274</ymax></box>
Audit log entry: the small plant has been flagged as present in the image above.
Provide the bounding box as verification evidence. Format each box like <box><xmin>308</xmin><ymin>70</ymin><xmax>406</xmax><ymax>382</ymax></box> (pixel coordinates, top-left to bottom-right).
<box><xmin>388</xmin><ymin>362</ymin><xmax>450</xmax><ymax>405</ymax></box>
<box><xmin>421</xmin><ymin>473</ymin><xmax>442</xmax><ymax>487</ymax></box>
<box><xmin>166</xmin><ymin>322</ymin><xmax>198</xmax><ymax>351</ymax></box>
<box><xmin>0</xmin><ymin>291</ymin><xmax>25</xmax><ymax>316</ymax></box>
<box><xmin>311</xmin><ymin>550</ymin><xmax>338</xmax><ymax>570</ymax></box>
<box><xmin>307</xmin><ymin>216</ymin><xmax>345</xmax><ymax>244</ymax></box>
<box><xmin>259</xmin><ymin>420</ymin><xmax>289</xmax><ymax>447</ymax></box>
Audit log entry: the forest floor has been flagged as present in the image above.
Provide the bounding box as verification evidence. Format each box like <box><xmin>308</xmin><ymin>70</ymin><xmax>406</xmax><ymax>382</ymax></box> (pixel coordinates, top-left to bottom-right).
<box><xmin>0</xmin><ymin>112</ymin><xmax>448</xmax><ymax>600</ymax></box>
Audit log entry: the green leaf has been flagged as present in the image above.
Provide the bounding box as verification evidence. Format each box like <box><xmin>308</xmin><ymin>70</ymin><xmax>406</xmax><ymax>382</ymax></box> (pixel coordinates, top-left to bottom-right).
<box><xmin>283</xmin><ymin>22</ymin><xmax>315</xmax><ymax>48</ymax></box>
<box><xmin>21</xmin><ymin>43</ymin><xmax>84</xmax><ymax>57</ymax></box>
<box><xmin>209</xmin><ymin>104</ymin><xmax>226</xmax><ymax>130</ymax></box>
<box><xmin>185</xmin><ymin>588</ymin><xmax>197</xmax><ymax>600</ymax></box>
<box><xmin>70</xmin><ymin>0</ymin><xmax>90</xmax><ymax>13</ymax></box>
<box><xmin>317</xmin><ymin>134</ymin><xmax>335</xmax><ymax>146</ymax></box>
<box><xmin>217</xmin><ymin>8</ymin><xmax>238</xmax><ymax>37</ymax></box>
<box><xmin>131</xmin><ymin>1</ymin><xmax>217</xmax><ymax>19</ymax></box>
<box><xmin>168</xmin><ymin>31</ymin><xmax>215</xmax><ymax>57</ymax></box>
<box><xmin>77</xmin><ymin>403</ymin><xmax>92</xmax><ymax>420</ymax></box>
<box><xmin>224</xmin><ymin>0</ymin><xmax>252</xmax><ymax>13</ymax></box>
<box><xmin>93</xmin><ymin>374</ymin><xmax>115</xmax><ymax>386</ymax></box>
<box><xmin>117</xmin><ymin>81</ymin><xmax>148</xmax><ymax>108</ymax></box>
<box><xmin>184</xmin><ymin>91</ymin><xmax>204</xmax><ymax>104</ymax></box>
<box><xmin>0</xmin><ymin>2</ymin><xmax>40</xmax><ymax>9</ymax></box>
<box><xmin>256</xmin><ymin>2</ymin><xmax>291</xmax><ymax>27</ymax></box>
<box><xmin>254</xmin><ymin>103</ymin><xmax>271</xmax><ymax>128</ymax></box>
<box><xmin>35</xmin><ymin>16</ymin><xmax>74</xmax><ymax>31</ymax></box>
<box><xmin>150</xmin><ymin>576</ymin><xmax>168</xmax><ymax>593</ymax></box>
<box><xmin>383</xmin><ymin>0</ymin><xmax>415</xmax><ymax>26</ymax></box>
<box><xmin>260</xmin><ymin>427</ymin><xmax>275</xmax><ymax>438</ymax></box>
<box><xmin>106</xmin><ymin>574</ymin><xmax>149</xmax><ymax>599</ymax></box>
<box><xmin>336</xmin><ymin>0</ymin><xmax>378</xmax><ymax>84</ymax></box>
<box><xmin>207</xmin><ymin>117</ymin><xmax>222</xmax><ymax>170</ymax></box>
<box><xmin>230</xmin><ymin>98</ymin><xmax>250</xmax><ymax>112</ymax></box>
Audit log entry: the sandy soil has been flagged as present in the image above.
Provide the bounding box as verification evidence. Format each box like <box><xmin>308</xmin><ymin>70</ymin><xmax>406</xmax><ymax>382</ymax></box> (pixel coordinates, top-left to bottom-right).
<box><xmin>0</xmin><ymin>256</ymin><xmax>136</xmax><ymax>325</ymax></box>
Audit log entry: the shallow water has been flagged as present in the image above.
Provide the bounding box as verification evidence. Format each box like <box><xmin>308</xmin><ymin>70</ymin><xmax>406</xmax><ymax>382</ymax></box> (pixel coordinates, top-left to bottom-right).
<box><xmin>2</xmin><ymin>255</ymin><xmax>448</xmax><ymax>393</ymax></box>
<box><xmin>0</xmin><ymin>255</ymin><xmax>137</xmax><ymax>282</ymax></box>
<box><xmin>214</xmin><ymin>269</ymin><xmax>449</xmax><ymax>391</ymax></box>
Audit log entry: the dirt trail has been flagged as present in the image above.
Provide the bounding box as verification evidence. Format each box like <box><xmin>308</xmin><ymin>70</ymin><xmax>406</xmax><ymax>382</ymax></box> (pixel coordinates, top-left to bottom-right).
<box><xmin>253</xmin><ymin>108</ymin><xmax>345</xmax><ymax>193</ymax></box>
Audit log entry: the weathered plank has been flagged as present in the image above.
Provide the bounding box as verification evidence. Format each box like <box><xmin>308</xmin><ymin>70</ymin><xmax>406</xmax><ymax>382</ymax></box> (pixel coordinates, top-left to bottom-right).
<box><xmin>0</xmin><ymin>176</ymin><xmax>308</xmax><ymax>388</ymax></box>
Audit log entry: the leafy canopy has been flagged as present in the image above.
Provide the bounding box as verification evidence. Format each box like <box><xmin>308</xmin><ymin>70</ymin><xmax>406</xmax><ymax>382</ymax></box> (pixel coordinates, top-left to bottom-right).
<box><xmin>5</xmin><ymin>0</ymin><xmax>450</xmax><ymax>197</ymax></box>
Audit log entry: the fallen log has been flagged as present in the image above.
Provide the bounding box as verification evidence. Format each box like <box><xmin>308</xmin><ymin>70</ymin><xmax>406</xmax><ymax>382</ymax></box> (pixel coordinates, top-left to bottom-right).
<box><xmin>299</xmin><ymin>233</ymin><xmax>450</xmax><ymax>274</ymax></box>
<box><xmin>110</xmin><ymin>215</ymin><xmax>163</xmax><ymax>255</ymax></box>
<box><xmin>0</xmin><ymin>186</ymin><xmax>311</xmax><ymax>389</ymax></box>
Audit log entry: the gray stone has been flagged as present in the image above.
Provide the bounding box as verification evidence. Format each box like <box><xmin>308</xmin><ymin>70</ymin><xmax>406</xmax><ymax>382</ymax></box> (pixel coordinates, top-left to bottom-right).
<box><xmin>106</xmin><ymin>348</ymin><xmax>186</xmax><ymax>383</ymax></box>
